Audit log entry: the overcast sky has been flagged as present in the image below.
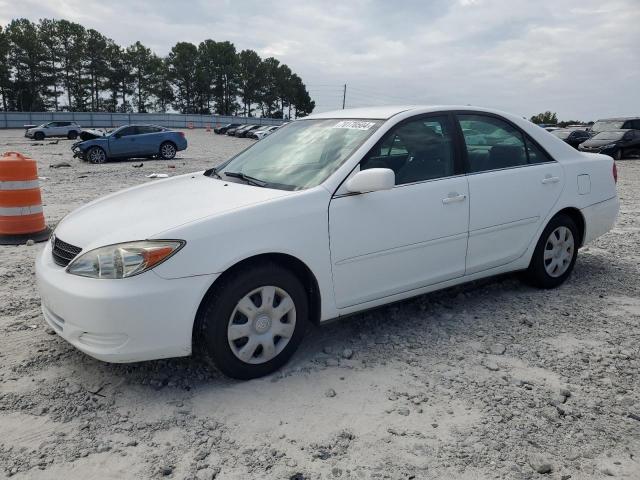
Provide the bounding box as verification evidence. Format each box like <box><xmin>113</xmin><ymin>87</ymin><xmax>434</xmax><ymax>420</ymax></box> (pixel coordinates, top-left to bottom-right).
<box><xmin>1</xmin><ymin>0</ymin><xmax>638</xmax><ymax>120</ymax></box>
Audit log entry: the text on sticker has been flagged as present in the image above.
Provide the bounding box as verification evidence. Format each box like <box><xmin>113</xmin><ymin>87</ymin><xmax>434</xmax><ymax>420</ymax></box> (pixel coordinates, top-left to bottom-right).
<box><xmin>333</xmin><ymin>121</ymin><xmax>376</xmax><ymax>130</ymax></box>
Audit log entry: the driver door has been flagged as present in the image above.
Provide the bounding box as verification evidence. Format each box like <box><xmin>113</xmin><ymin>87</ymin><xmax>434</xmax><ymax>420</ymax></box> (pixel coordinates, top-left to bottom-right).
<box><xmin>108</xmin><ymin>126</ymin><xmax>138</xmax><ymax>157</ymax></box>
<box><xmin>328</xmin><ymin>114</ymin><xmax>469</xmax><ymax>308</ymax></box>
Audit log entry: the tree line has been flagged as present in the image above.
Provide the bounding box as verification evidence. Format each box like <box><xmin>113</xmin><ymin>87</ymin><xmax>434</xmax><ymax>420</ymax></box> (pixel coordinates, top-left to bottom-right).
<box><xmin>530</xmin><ymin>111</ymin><xmax>592</xmax><ymax>127</ymax></box>
<box><xmin>0</xmin><ymin>18</ymin><xmax>315</xmax><ymax>118</ymax></box>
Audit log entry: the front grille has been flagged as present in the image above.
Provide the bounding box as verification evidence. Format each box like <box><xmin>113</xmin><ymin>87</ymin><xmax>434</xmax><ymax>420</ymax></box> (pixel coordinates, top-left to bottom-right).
<box><xmin>52</xmin><ymin>236</ymin><xmax>82</xmax><ymax>267</ymax></box>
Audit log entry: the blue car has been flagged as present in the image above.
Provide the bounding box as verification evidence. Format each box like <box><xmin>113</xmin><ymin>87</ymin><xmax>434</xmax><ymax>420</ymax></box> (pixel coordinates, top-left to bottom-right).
<box><xmin>72</xmin><ymin>124</ymin><xmax>188</xmax><ymax>164</ymax></box>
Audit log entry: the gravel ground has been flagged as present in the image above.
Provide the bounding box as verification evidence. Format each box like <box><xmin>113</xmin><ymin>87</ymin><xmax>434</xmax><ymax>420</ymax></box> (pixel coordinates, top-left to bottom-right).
<box><xmin>0</xmin><ymin>128</ymin><xmax>638</xmax><ymax>480</ymax></box>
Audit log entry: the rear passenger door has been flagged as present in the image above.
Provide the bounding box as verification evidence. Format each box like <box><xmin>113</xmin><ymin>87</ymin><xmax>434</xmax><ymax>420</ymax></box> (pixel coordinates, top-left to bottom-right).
<box><xmin>457</xmin><ymin>113</ymin><xmax>564</xmax><ymax>275</ymax></box>
<box><xmin>136</xmin><ymin>125</ymin><xmax>163</xmax><ymax>155</ymax></box>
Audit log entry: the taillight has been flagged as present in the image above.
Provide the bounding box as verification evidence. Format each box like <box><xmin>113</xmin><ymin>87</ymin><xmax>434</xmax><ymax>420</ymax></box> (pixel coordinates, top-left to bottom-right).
<box><xmin>179</xmin><ymin>132</ymin><xmax>185</xmax><ymax>138</ymax></box>
<box><xmin>613</xmin><ymin>161</ymin><xmax>618</xmax><ymax>184</ymax></box>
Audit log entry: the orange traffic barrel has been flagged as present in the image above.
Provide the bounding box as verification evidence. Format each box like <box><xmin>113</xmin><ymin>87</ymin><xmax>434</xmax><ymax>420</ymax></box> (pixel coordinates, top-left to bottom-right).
<box><xmin>206</xmin><ymin>123</ymin><xmax>211</xmax><ymax>132</ymax></box>
<box><xmin>0</xmin><ymin>151</ymin><xmax>50</xmax><ymax>245</ymax></box>
<box><xmin>188</xmin><ymin>122</ymin><xmax>194</xmax><ymax>129</ymax></box>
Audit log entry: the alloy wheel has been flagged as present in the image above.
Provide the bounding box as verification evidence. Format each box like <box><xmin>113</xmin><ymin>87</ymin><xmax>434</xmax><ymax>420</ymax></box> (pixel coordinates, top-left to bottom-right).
<box><xmin>161</xmin><ymin>143</ymin><xmax>176</xmax><ymax>159</ymax></box>
<box><xmin>89</xmin><ymin>148</ymin><xmax>106</xmax><ymax>164</ymax></box>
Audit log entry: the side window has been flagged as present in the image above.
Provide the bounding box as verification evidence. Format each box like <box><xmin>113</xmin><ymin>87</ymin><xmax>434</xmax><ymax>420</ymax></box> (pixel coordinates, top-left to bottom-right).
<box><xmin>525</xmin><ymin>138</ymin><xmax>553</xmax><ymax>164</ymax></box>
<box><xmin>458</xmin><ymin>114</ymin><xmax>527</xmax><ymax>173</ymax></box>
<box><xmin>361</xmin><ymin>116</ymin><xmax>455</xmax><ymax>185</ymax></box>
<box><xmin>136</xmin><ymin>126</ymin><xmax>157</xmax><ymax>134</ymax></box>
<box><xmin>632</xmin><ymin>120</ymin><xmax>640</xmax><ymax>130</ymax></box>
<box><xmin>118</xmin><ymin>127</ymin><xmax>137</xmax><ymax>137</ymax></box>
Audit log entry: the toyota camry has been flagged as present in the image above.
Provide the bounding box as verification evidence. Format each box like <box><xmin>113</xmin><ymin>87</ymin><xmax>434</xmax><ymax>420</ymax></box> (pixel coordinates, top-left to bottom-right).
<box><xmin>36</xmin><ymin>106</ymin><xmax>619</xmax><ymax>379</ymax></box>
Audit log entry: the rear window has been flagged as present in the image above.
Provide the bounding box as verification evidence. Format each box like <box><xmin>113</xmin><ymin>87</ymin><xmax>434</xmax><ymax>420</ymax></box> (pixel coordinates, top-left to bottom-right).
<box><xmin>551</xmin><ymin>130</ymin><xmax>571</xmax><ymax>139</ymax></box>
<box><xmin>591</xmin><ymin>120</ymin><xmax>624</xmax><ymax>134</ymax></box>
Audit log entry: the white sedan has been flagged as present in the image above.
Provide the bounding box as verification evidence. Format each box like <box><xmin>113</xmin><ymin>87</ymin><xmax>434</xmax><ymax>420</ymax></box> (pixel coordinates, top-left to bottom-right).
<box><xmin>36</xmin><ymin>106</ymin><xmax>619</xmax><ymax>379</ymax></box>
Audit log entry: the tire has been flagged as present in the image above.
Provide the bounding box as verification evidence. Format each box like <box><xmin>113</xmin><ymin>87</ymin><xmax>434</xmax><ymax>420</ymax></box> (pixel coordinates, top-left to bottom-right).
<box><xmin>86</xmin><ymin>146</ymin><xmax>107</xmax><ymax>164</ymax></box>
<box><xmin>34</xmin><ymin>131</ymin><xmax>45</xmax><ymax>141</ymax></box>
<box><xmin>159</xmin><ymin>141</ymin><xmax>177</xmax><ymax>160</ymax></box>
<box><xmin>615</xmin><ymin>149</ymin><xmax>623</xmax><ymax>160</ymax></box>
<box><xmin>196</xmin><ymin>262</ymin><xmax>309</xmax><ymax>379</ymax></box>
<box><xmin>67</xmin><ymin>130</ymin><xmax>78</xmax><ymax>140</ymax></box>
<box><xmin>523</xmin><ymin>214</ymin><xmax>579</xmax><ymax>289</ymax></box>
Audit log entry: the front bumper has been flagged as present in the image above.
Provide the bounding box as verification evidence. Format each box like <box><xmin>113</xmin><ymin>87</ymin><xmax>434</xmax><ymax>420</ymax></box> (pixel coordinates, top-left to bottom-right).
<box><xmin>35</xmin><ymin>240</ymin><xmax>217</xmax><ymax>363</ymax></box>
<box><xmin>71</xmin><ymin>142</ymin><xmax>86</xmax><ymax>159</ymax></box>
<box><xmin>24</xmin><ymin>131</ymin><xmax>34</xmax><ymax>138</ymax></box>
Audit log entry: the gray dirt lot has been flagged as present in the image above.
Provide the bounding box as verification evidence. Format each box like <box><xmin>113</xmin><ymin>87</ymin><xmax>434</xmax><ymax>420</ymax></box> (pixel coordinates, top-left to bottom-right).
<box><xmin>0</xmin><ymin>128</ymin><xmax>639</xmax><ymax>480</ymax></box>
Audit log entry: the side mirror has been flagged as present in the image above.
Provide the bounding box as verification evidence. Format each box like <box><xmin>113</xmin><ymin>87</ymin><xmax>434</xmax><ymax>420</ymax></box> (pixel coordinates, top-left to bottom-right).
<box><xmin>113</xmin><ymin>132</ymin><xmax>121</xmax><ymax>139</ymax></box>
<box><xmin>345</xmin><ymin>168</ymin><xmax>395</xmax><ymax>194</ymax></box>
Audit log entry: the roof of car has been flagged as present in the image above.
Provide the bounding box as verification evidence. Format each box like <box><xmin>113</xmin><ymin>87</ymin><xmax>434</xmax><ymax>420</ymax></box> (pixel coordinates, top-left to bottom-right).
<box><xmin>595</xmin><ymin>117</ymin><xmax>640</xmax><ymax>121</ymax></box>
<box><xmin>305</xmin><ymin>105</ymin><xmax>518</xmax><ymax>120</ymax></box>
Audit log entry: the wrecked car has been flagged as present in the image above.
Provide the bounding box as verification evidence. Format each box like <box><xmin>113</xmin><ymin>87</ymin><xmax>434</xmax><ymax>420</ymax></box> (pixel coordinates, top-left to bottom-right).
<box><xmin>71</xmin><ymin>124</ymin><xmax>188</xmax><ymax>163</ymax></box>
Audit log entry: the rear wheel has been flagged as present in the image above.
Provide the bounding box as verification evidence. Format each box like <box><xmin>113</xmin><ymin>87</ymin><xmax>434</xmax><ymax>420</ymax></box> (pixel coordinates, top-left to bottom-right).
<box><xmin>615</xmin><ymin>149</ymin><xmax>623</xmax><ymax>160</ymax></box>
<box><xmin>196</xmin><ymin>263</ymin><xmax>308</xmax><ymax>379</ymax></box>
<box><xmin>523</xmin><ymin>214</ymin><xmax>579</xmax><ymax>289</ymax></box>
<box><xmin>67</xmin><ymin>130</ymin><xmax>78</xmax><ymax>140</ymax></box>
<box><xmin>86</xmin><ymin>146</ymin><xmax>107</xmax><ymax>164</ymax></box>
<box><xmin>34</xmin><ymin>132</ymin><xmax>45</xmax><ymax>141</ymax></box>
<box><xmin>159</xmin><ymin>141</ymin><xmax>176</xmax><ymax>160</ymax></box>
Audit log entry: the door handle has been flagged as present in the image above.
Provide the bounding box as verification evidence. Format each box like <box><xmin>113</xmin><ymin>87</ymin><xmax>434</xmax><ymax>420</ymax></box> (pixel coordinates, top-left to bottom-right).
<box><xmin>541</xmin><ymin>176</ymin><xmax>560</xmax><ymax>184</ymax></box>
<box><xmin>442</xmin><ymin>193</ymin><xmax>467</xmax><ymax>204</ymax></box>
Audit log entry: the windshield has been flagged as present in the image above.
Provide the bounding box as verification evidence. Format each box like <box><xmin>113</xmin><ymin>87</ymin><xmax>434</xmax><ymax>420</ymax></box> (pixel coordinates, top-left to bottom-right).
<box><xmin>552</xmin><ymin>130</ymin><xmax>572</xmax><ymax>139</ymax></box>
<box><xmin>591</xmin><ymin>120</ymin><xmax>624</xmax><ymax>133</ymax></box>
<box><xmin>593</xmin><ymin>131</ymin><xmax>624</xmax><ymax>141</ymax></box>
<box><xmin>217</xmin><ymin>119</ymin><xmax>382</xmax><ymax>190</ymax></box>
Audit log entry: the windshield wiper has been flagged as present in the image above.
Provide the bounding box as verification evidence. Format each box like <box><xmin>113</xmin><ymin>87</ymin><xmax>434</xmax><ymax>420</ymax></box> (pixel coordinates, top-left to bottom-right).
<box><xmin>204</xmin><ymin>167</ymin><xmax>222</xmax><ymax>179</ymax></box>
<box><xmin>223</xmin><ymin>171</ymin><xmax>268</xmax><ymax>187</ymax></box>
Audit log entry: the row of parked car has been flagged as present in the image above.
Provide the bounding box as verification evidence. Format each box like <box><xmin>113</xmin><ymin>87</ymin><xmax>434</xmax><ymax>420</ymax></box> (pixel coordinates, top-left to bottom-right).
<box><xmin>214</xmin><ymin>123</ymin><xmax>281</xmax><ymax>139</ymax></box>
<box><xmin>547</xmin><ymin>116</ymin><xmax>640</xmax><ymax>160</ymax></box>
<box><xmin>23</xmin><ymin>120</ymin><xmax>284</xmax><ymax>164</ymax></box>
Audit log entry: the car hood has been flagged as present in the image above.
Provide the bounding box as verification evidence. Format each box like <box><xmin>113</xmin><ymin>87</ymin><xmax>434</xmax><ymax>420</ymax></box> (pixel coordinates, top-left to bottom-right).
<box><xmin>80</xmin><ymin>129</ymin><xmax>107</xmax><ymax>141</ymax></box>
<box><xmin>581</xmin><ymin>139</ymin><xmax>618</xmax><ymax>147</ymax></box>
<box><xmin>53</xmin><ymin>173</ymin><xmax>293</xmax><ymax>250</ymax></box>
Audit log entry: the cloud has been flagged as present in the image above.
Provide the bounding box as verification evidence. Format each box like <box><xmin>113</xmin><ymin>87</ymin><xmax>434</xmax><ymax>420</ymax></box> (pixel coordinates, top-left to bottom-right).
<box><xmin>1</xmin><ymin>0</ymin><xmax>638</xmax><ymax>120</ymax></box>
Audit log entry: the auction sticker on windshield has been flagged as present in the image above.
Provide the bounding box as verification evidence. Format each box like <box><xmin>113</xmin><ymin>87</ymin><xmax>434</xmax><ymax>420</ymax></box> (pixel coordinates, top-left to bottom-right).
<box><xmin>333</xmin><ymin>120</ymin><xmax>377</xmax><ymax>130</ymax></box>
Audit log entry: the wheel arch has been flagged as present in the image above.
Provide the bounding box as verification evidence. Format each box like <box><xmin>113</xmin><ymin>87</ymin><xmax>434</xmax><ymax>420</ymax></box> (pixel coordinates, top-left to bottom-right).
<box><xmin>553</xmin><ymin>206</ymin><xmax>586</xmax><ymax>247</ymax></box>
<box><xmin>86</xmin><ymin>144</ymin><xmax>107</xmax><ymax>161</ymax></box>
<box><xmin>160</xmin><ymin>139</ymin><xmax>177</xmax><ymax>148</ymax></box>
<box><xmin>192</xmin><ymin>252</ymin><xmax>322</xmax><ymax>348</ymax></box>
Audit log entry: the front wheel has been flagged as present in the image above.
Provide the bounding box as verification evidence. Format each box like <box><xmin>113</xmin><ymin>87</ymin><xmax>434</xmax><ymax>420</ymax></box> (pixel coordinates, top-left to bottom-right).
<box><xmin>523</xmin><ymin>214</ymin><xmax>579</xmax><ymax>289</ymax></box>
<box><xmin>86</xmin><ymin>146</ymin><xmax>107</xmax><ymax>164</ymax></box>
<box><xmin>159</xmin><ymin>141</ymin><xmax>176</xmax><ymax>160</ymax></box>
<box><xmin>34</xmin><ymin>132</ymin><xmax>45</xmax><ymax>141</ymax></box>
<box><xmin>196</xmin><ymin>263</ymin><xmax>308</xmax><ymax>379</ymax></box>
<box><xmin>67</xmin><ymin>130</ymin><xmax>78</xmax><ymax>140</ymax></box>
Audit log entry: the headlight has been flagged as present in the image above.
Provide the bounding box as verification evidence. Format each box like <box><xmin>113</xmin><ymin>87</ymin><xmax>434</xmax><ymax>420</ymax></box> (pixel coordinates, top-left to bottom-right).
<box><xmin>66</xmin><ymin>240</ymin><xmax>185</xmax><ymax>279</ymax></box>
<box><xmin>602</xmin><ymin>144</ymin><xmax>617</xmax><ymax>149</ymax></box>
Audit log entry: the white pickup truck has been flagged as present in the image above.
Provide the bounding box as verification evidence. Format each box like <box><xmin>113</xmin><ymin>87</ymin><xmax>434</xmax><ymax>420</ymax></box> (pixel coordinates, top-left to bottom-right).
<box><xmin>25</xmin><ymin>121</ymin><xmax>82</xmax><ymax>141</ymax></box>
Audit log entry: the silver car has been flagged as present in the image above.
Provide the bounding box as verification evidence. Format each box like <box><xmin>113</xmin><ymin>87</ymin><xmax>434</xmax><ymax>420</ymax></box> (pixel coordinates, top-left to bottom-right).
<box><xmin>25</xmin><ymin>121</ymin><xmax>82</xmax><ymax>141</ymax></box>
